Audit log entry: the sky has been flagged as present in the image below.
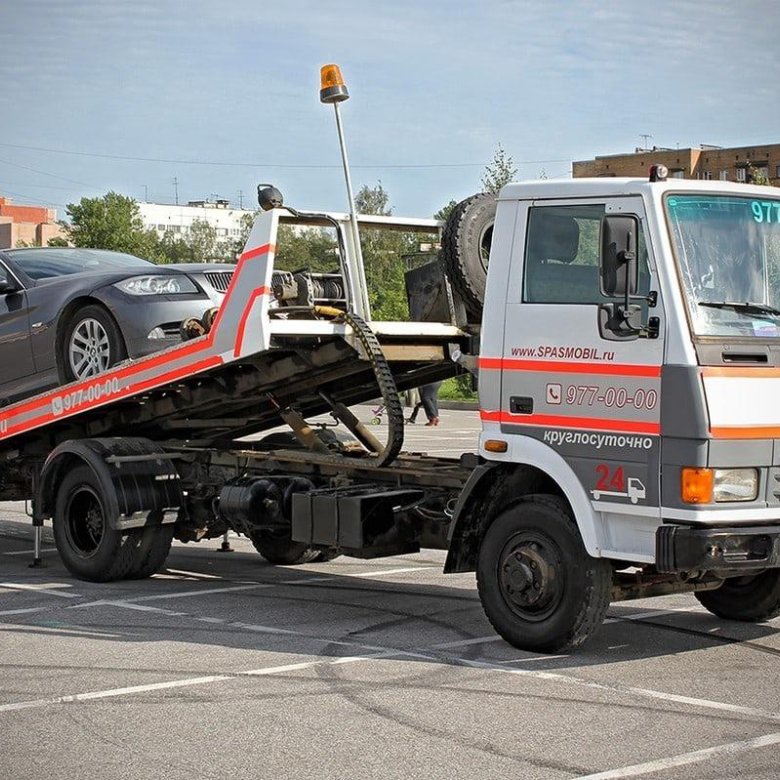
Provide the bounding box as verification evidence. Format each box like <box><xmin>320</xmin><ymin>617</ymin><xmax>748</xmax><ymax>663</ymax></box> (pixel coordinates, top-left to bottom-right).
<box><xmin>0</xmin><ymin>0</ymin><xmax>778</xmax><ymax>220</ymax></box>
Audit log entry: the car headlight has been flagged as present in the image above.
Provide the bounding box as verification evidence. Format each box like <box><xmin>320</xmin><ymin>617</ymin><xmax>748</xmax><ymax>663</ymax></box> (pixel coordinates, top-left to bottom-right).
<box><xmin>713</xmin><ymin>468</ymin><xmax>758</xmax><ymax>502</ymax></box>
<box><xmin>681</xmin><ymin>467</ymin><xmax>759</xmax><ymax>503</ymax></box>
<box><xmin>114</xmin><ymin>275</ymin><xmax>198</xmax><ymax>296</ymax></box>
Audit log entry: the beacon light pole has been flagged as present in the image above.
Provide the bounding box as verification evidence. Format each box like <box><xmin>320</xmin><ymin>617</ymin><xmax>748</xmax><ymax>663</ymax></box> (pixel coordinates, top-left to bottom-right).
<box><xmin>320</xmin><ymin>64</ymin><xmax>371</xmax><ymax>320</ymax></box>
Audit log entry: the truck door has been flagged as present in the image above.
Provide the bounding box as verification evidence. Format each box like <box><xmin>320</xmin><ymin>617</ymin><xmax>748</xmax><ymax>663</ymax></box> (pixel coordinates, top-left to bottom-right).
<box><xmin>500</xmin><ymin>197</ymin><xmax>664</xmax><ymax>544</ymax></box>
<box><xmin>0</xmin><ymin>261</ymin><xmax>35</xmax><ymax>389</ymax></box>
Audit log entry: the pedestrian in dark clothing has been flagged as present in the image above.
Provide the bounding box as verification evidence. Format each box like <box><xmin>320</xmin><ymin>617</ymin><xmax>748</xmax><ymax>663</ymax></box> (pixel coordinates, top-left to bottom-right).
<box><xmin>408</xmin><ymin>382</ymin><xmax>441</xmax><ymax>426</ymax></box>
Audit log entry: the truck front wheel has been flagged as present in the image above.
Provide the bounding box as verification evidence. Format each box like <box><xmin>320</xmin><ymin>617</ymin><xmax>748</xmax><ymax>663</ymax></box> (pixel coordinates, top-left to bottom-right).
<box><xmin>695</xmin><ymin>570</ymin><xmax>780</xmax><ymax>622</ymax></box>
<box><xmin>476</xmin><ymin>495</ymin><xmax>612</xmax><ymax>653</ymax></box>
<box><xmin>53</xmin><ymin>465</ymin><xmax>138</xmax><ymax>582</ymax></box>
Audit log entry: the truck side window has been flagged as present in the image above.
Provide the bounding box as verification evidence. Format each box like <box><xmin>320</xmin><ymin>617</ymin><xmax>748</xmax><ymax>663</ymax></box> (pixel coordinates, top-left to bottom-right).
<box><xmin>523</xmin><ymin>204</ymin><xmax>605</xmax><ymax>304</ymax></box>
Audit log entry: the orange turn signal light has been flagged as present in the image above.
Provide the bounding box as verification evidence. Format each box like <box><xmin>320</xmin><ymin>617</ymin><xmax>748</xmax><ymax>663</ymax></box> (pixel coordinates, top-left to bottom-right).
<box><xmin>681</xmin><ymin>467</ymin><xmax>713</xmax><ymax>504</ymax></box>
<box><xmin>484</xmin><ymin>439</ymin><xmax>508</xmax><ymax>453</ymax></box>
<box><xmin>320</xmin><ymin>64</ymin><xmax>349</xmax><ymax>103</ymax></box>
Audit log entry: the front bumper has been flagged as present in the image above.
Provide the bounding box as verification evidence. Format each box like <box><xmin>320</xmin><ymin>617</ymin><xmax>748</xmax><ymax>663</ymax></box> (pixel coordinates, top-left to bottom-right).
<box><xmin>656</xmin><ymin>523</ymin><xmax>780</xmax><ymax>574</ymax></box>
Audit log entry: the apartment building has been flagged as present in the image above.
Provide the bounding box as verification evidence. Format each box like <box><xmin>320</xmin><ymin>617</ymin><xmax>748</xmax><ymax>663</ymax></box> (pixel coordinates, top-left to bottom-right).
<box><xmin>0</xmin><ymin>197</ymin><xmax>67</xmax><ymax>249</ymax></box>
<box><xmin>573</xmin><ymin>143</ymin><xmax>780</xmax><ymax>185</ymax></box>
<box><xmin>137</xmin><ymin>199</ymin><xmax>255</xmax><ymax>247</ymax></box>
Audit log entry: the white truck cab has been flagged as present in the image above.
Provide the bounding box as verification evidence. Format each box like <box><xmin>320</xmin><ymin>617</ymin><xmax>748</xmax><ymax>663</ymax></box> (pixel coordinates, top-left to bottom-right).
<box><xmin>444</xmin><ymin>172</ymin><xmax>780</xmax><ymax>650</ymax></box>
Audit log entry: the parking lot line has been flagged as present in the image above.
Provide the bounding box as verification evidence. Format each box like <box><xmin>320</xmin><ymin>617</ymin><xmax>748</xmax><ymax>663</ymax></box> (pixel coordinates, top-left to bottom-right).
<box><xmin>575</xmin><ymin>731</ymin><xmax>780</xmax><ymax>779</ymax></box>
<box><xmin>0</xmin><ymin>582</ymin><xmax>81</xmax><ymax>598</ymax></box>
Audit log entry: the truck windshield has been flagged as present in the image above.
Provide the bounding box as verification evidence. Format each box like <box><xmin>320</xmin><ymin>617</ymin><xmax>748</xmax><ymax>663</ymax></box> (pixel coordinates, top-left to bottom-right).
<box><xmin>666</xmin><ymin>194</ymin><xmax>780</xmax><ymax>338</ymax></box>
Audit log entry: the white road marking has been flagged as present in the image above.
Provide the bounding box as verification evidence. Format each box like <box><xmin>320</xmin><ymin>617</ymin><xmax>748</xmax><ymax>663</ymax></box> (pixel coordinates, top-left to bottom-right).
<box><xmin>575</xmin><ymin>731</ymin><xmax>780</xmax><ymax>779</ymax></box>
<box><xmin>98</xmin><ymin>602</ymin><xmax>189</xmax><ymax>616</ymax></box>
<box><xmin>1</xmin><ymin>548</ymin><xmax>57</xmax><ymax>556</ymax></box>
<box><xmin>0</xmin><ymin>582</ymin><xmax>81</xmax><ymax>599</ymax></box>
<box><xmin>0</xmin><ymin>650</ymin><xmax>392</xmax><ymax>714</ymax></box>
<box><xmin>70</xmin><ymin>582</ymin><xmax>273</xmax><ymax>609</ymax></box>
<box><xmin>0</xmin><ymin>607</ymin><xmax>48</xmax><ymax>616</ymax></box>
<box><xmin>164</xmin><ymin>568</ymin><xmax>223</xmax><ymax>580</ymax></box>
<box><xmin>430</xmin><ymin>635</ymin><xmax>505</xmax><ymax>649</ymax></box>
<box><xmin>458</xmin><ymin>657</ymin><xmax>780</xmax><ymax>724</ymax></box>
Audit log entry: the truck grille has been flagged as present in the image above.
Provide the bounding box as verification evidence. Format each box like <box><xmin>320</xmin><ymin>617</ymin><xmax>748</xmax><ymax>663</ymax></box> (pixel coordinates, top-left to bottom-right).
<box><xmin>204</xmin><ymin>271</ymin><xmax>233</xmax><ymax>293</ymax></box>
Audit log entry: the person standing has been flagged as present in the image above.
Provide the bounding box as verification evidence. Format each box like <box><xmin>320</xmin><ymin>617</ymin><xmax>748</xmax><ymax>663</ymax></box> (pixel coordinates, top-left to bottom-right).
<box><xmin>408</xmin><ymin>381</ymin><xmax>441</xmax><ymax>426</ymax></box>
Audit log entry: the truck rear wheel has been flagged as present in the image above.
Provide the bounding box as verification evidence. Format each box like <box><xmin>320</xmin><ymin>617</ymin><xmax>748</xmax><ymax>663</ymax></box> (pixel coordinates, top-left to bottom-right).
<box><xmin>249</xmin><ymin>530</ymin><xmax>321</xmax><ymax>565</ymax></box>
<box><xmin>695</xmin><ymin>570</ymin><xmax>780</xmax><ymax>622</ymax></box>
<box><xmin>476</xmin><ymin>495</ymin><xmax>612</xmax><ymax>653</ymax></box>
<box><xmin>442</xmin><ymin>192</ymin><xmax>496</xmax><ymax>319</ymax></box>
<box><xmin>126</xmin><ymin>523</ymin><xmax>174</xmax><ymax>579</ymax></box>
<box><xmin>53</xmin><ymin>465</ymin><xmax>137</xmax><ymax>582</ymax></box>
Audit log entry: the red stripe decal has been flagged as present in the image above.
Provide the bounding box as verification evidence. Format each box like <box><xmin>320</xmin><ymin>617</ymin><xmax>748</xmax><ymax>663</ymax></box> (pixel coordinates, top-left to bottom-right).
<box><xmin>481</xmin><ymin>409</ymin><xmax>659</xmax><ymax>435</ymax></box>
<box><xmin>3</xmin><ymin>356</ymin><xmax>223</xmax><ymax>440</ymax></box>
<box><xmin>239</xmin><ymin>243</ymin><xmax>274</xmax><ymax>262</ymax></box>
<box><xmin>233</xmin><ymin>287</ymin><xmax>270</xmax><ymax>357</ymax></box>
<box><xmin>478</xmin><ymin>357</ymin><xmax>660</xmax><ymax>377</ymax></box>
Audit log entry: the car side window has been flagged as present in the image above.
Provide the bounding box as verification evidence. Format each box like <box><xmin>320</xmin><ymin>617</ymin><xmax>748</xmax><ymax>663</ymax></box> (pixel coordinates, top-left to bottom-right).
<box><xmin>522</xmin><ymin>204</ymin><xmax>605</xmax><ymax>304</ymax></box>
<box><xmin>523</xmin><ymin>204</ymin><xmax>651</xmax><ymax>305</ymax></box>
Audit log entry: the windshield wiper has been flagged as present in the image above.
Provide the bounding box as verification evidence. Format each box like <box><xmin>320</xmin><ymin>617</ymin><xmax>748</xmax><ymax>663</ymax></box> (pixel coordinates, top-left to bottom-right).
<box><xmin>699</xmin><ymin>301</ymin><xmax>780</xmax><ymax>317</ymax></box>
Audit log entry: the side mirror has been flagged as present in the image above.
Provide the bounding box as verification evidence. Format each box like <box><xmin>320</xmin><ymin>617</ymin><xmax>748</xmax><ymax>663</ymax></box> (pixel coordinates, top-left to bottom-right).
<box><xmin>0</xmin><ymin>278</ymin><xmax>18</xmax><ymax>294</ymax></box>
<box><xmin>600</xmin><ymin>214</ymin><xmax>638</xmax><ymax>297</ymax></box>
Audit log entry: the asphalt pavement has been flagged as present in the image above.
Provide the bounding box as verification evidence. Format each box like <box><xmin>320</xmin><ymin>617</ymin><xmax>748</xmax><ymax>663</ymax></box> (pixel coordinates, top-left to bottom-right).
<box><xmin>1</xmin><ymin>407</ymin><xmax>779</xmax><ymax>780</ymax></box>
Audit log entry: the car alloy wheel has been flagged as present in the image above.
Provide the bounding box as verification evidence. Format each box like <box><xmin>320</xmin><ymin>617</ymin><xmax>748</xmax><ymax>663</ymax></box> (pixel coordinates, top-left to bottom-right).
<box><xmin>68</xmin><ymin>317</ymin><xmax>112</xmax><ymax>379</ymax></box>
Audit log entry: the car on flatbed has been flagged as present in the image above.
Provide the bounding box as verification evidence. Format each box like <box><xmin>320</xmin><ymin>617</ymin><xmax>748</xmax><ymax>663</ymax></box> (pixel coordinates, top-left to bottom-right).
<box><xmin>0</xmin><ymin>247</ymin><xmax>233</xmax><ymax>402</ymax></box>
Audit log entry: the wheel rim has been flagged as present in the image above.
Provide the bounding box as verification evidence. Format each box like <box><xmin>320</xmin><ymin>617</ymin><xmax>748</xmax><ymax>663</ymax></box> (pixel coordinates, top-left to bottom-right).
<box><xmin>69</xmin><ymin>318</ymin><xmax>111</xmax><ymax>378</ymax></box>
<box><xmin>64</xmin><ymin>487</ymin><xmax>105</xmax><ymax>557</ymax></box>
<box><xmin>497</xmin><ymin>531</ymin><xmax>564</xmax><ymax>622</ymax></box>
<box><xmin>478</xmin><ymin>223</ymin><xmax>493</xmax><ymax>274</ymax></box>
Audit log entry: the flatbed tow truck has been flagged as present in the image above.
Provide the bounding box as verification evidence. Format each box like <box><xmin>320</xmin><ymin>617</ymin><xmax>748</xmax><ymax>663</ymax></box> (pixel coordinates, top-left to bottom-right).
<box><xmin>2</xmin><ymin>66</ymin><xmax>780</xmax><ymax>653</ymax></box>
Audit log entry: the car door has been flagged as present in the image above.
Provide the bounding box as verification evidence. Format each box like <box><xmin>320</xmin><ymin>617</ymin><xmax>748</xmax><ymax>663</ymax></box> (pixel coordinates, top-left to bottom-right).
<box><xmin>0</xmin><ymin>260</ymin><xmax>35</xmax><ymax>390</ymax></box>
<box><xmin>499</xmin><ymin>196</ymin><xmax>665</xmax><ymax>540</ymax></box>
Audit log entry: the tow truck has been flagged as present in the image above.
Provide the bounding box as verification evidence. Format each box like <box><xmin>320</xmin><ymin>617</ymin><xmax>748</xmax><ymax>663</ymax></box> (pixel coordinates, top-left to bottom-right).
<box><xmin>2</xmin><ymin>65</ymin><xmax>780</xmax><ymax>653</ymax></box>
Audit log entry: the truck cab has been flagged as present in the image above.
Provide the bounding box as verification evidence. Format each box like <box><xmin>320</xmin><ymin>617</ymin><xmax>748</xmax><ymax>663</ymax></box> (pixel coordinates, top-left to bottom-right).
<box><xmin>449</xmin><ymin>173</ymin><xmax>780</xmax><ymax>650</ymax></box>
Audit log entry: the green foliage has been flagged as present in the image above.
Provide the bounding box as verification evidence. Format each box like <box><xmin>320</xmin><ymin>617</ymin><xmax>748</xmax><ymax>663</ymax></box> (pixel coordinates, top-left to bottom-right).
<box><xmin>64</xmin><ymin>192</ymin><xmax>162</xmax><ymax>260</ymax></box>
<box><xmin>481</xmin><ymin>143</ymin><xmax>517</xmax><ymax>194</ymax></box>
<box><xmin>747</xmin><ymin>163</ymin><xmax>772</xmax><ymax>186</ymax></box>
<box><xmin>354</xmin><ymin>182</ymin><xmax>418</xmax><ymax>320</ymax></box>
<box><xmin>435</xmin><ymin>200</ymin><xmax>457</xmax><ymax>222</ymax></box>
<box><xmin>275</xmin><ymin>225</ymin><xmax>338</xmax><ymax>272</ymax></box>
<box><xmin>187</xmin><ymin>219</ymin><xmax>218</xmax><ymax>262</ymax></box>
<box><xmin>47</xmin><ymin>236</ymin><xmax>69</xmax><ymax>247</ymax></box>
<box><xmin>438</xmin><ymin>376</ymin><xmax>477</xmax><ymax>401</ymax></box>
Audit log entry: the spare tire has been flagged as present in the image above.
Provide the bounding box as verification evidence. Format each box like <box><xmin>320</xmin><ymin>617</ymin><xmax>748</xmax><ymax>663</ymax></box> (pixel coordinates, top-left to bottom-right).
<box><xmin>441</xmin><ymin>192</ymin><xmax>496</xmax><ymax>318</ymax></box>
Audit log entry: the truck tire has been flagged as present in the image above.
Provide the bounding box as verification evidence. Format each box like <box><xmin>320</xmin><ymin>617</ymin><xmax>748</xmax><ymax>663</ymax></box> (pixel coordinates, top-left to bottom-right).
<box><xmin>476</xmin><ymin>495</ymin><xmax>612</xmax><ymax>653</ymax></box>
<box><xmin>126</xmin><ymin>523</ymin><xmax>174</xmax><ymax>579</ymax></box>
<box><xmin>695</xmin><ymin>570</ymin><xmax>780</xmax><ymax>622</ymax></box>
<box><xmin>441</xmin><ymin>193</ymin><xmax>496</xmax><ymax>318</ymax></box>
<box><xmin>249</xmin><ymin>530</ymin><xmax>320</xmax><ymax>565</ymax></box>
<box><xmin>53</xmin><ymin>464</ymin><xmax>137</xmax><ymax>582</ymax></box>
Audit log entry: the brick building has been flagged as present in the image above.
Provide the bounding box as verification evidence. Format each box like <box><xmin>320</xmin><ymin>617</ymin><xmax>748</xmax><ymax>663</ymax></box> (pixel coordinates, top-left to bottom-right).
<box><xmin>573</xmin><ymin>143</ymin><xmax>780</xmax><ymax>185</ymax></box>
<box><xmin>0</xmin><ymin>196</ymin><xmax>67</xmax><ymax>249</ymax></box>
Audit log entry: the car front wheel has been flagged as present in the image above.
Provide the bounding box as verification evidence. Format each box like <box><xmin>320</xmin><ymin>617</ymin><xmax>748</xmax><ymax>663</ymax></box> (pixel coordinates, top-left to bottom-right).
<box><xmin>61</xmin><ymin>304</ymin><xmax>127</xmax><ymax>382</ymax></box>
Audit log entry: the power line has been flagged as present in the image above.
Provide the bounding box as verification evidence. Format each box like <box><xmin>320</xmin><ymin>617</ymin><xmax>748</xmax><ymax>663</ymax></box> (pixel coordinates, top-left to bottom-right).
<box><xmin>0</xmin><ymin>142</ymin><xmax>571</xmax><ymax>170</ymax></box>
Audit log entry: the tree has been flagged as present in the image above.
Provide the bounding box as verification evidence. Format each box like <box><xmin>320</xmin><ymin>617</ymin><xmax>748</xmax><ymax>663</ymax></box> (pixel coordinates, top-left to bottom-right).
<box><xmin>47</xmin><ymin>236</ymin><xmax>69</xmax><ymax>247</ymax></box>
<box><xmin>64</xmin><ymin>192</ymin><xmax>161</xmax><ymax>259</ymax></box>
<box><xmin>188</xmin><ymin>219</ymin><xmax>218</xmax><ymax>262</ymax></box>
<box><xmin>435</xmin><ymin>200</ymin><xmax>457</xmax><ymax>222</ymax></box>
<box><xmin>355</xmin><ymin>182</ymin><xmax>417</xmax><ymax>320</ymax></box>
<box><xmin>275</xmin><ymin>225</ymin><xmax>338</xmax><ymax>272</ymax></box>
<box><xmin>481</xmin><ymin>143</ymin><xmax>517</xmax><ymax>194</ymax></box>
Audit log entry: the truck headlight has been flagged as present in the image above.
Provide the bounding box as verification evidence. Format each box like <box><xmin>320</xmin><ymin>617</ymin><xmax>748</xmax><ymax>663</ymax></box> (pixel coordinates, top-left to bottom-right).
<box><xmin>681</xmin><ymin>467</ymin><xmax>758</xmax><ymax>503</ymax></box>
<box><xmin>713</xmin><ymin>468</ymin><xmax>758</xmax><ymax>502</ymax></box>
<box><xmin>114</xmin><ymin>275</ymin><xmax>198</xmax><ymax>295</ymax></box>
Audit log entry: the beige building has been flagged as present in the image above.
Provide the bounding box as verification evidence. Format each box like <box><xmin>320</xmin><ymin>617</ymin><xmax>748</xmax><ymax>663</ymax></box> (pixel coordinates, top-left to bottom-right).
<box><xmin>573</xmin><ymin>143</ymin><xmax>780</xmax><ymax>185</ymax></box>
<box><xmin>0</xmin><ymin>196</ymin><xmax>67</xmax><ymax>249</ymax></box>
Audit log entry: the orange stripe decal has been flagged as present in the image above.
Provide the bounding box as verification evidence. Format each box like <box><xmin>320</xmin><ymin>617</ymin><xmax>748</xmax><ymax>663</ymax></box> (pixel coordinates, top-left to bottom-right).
<box><xmin>482</xmin><ymin>409</ymin><xmax>659</xmax><ymax>435</ymax></box>
<box><xmin>702</xmin><ymin>366</ymin><xmax>780</xmax><ymax>378</ymax></box>
<box><xmin>710</xmin><ymin>425</ymin><xmax>780</xmax><ymax>439</ymax></box>
<box><xmin>478</xmin><ymin>357</ymin><xmax>660</xmax><ymax>377</ymax></box>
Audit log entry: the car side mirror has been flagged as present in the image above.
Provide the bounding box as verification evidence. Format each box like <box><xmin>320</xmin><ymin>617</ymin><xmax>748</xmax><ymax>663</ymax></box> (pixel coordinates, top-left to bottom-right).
<box><xmin>0</xmin><ymin>278</ymin><xmax>18</xmax><ymax>294</ymax></box>
<box><xmin>600</xmin><ymin>214</ymin><xmax>638</xmax><ymax>297</ymax></box>
<box><xmin>598</xmin><ymin>214</ymin><xmax>644</xmax><ymax>341</ymax></box>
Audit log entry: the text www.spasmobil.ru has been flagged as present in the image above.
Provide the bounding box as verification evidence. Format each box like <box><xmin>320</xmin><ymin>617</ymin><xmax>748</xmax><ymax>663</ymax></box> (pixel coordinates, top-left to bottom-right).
<box><xmin>510</xmin><ymin>345</ymin><xmax>616</xmax><ymax>361</ymax></box>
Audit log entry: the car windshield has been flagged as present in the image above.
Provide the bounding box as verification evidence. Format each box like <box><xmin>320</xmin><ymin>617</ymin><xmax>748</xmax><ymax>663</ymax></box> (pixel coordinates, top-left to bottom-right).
<box><xmin>665</xmin><ymin>194</ymin><xmax>780</xmax><ymax>338</ymax></box>
<box><xmin>5</xmin><ymin>248</ymin><xmax>153</xmax><ymax>280</ymax></box>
